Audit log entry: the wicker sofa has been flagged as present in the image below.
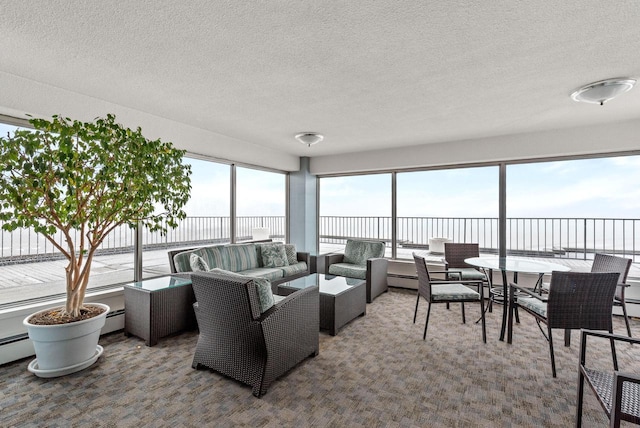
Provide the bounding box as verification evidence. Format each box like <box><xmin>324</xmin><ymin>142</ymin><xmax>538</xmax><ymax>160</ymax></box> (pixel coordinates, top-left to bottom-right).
<box><xmin>326</xmin><ymin>239</ymin><xmax>388</xmax><ymax>303</ymax></box>
<box><xmin>168</xmin><ymin>242</ymin><xmax>310</xmax><ymax>289</ymax></box>
<box><xmin>190</xmin><ymin>271</ymin><xmax>319</xmax><ymax>397</ymax></box>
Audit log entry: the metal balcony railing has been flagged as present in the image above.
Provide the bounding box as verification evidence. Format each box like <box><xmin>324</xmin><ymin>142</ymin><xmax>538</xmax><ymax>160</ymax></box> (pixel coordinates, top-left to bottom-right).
<box><xmin>1</xmin><ymin>216</ymin><xmax>639</xmax><ymax>264</ymax></box>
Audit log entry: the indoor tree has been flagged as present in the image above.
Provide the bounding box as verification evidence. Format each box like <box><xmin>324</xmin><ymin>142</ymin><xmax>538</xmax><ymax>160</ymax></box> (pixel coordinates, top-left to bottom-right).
<box><xmin>0</xmin><ymin>114</ymin><xmax>192</xmax><ymax>321</ymax></box>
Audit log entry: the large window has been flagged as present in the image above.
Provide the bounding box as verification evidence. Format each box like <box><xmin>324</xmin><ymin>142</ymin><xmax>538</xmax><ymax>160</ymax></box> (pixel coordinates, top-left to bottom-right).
<box><xmin>506</xmin><ymin>156</ymin><xmax>640</xmax><ymax>262</ymax></box>
<box><xmin>319</xmin><ymin>174</ymin><xmax>392</xmax><ymax>255</ymax></box>
<box><xmin>396</xmin><ymin>166</ymin><xmax>499</xmax><ymax>258</ymax></box>
<box><xmin>235</xmin><ymin>166</ymin><xmax>286</xmax><ymax>242</ymax></box>
<box><xmin>141</xmin><ymin>158</ymin><xmax>231</xmax><ymax>278</ymax></box>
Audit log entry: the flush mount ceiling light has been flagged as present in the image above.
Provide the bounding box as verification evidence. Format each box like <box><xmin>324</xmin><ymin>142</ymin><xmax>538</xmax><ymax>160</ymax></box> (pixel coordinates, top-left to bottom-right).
<box><xmin>571</xmin><ymin>78</ymin><xmax>636</xmax><ymax>105</ymax></box>
<box><xmin>295</xmin><ymin>132</ymin><xmax>324</xmax><ymax>147</ymax></box>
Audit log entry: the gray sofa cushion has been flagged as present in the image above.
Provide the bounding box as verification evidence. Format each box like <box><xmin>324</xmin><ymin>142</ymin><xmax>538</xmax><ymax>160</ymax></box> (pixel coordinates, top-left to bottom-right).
<box><xmin>227</xmin><ymin>244</ymin><xmax>259</xmax><ymax>272</ymax></box>
<box><xmin>284</xmin><ymin>244</ymin><xmax>298</xmax><ymax>265</ymax></box>
<box><xmin>328</xmin><ymin>262</ymin><xmax>367</xmax><ymax>280</ymax></box>
<box><xmin>240</xmin><ymin>267</ymin><xmax>284</xmax><ymax>282</ymax></box>
<box><xmin>189</xmin><ymin>254</ymin><xmax>210</xmax><ymax>272</ymax></box>
<box><xmin>280</xmin><ymin>262</ymin><xmax>308</xmax><ymax>277</ymax></box>
<box><xmin>343</xmin><ymin>239</ymin><xmax>385</xmax><ymax>265</ymax></box>
<box><xmin>260</xmin><ymin>243</ymin><xmax>289</xmax><ymax>268</ymax></box>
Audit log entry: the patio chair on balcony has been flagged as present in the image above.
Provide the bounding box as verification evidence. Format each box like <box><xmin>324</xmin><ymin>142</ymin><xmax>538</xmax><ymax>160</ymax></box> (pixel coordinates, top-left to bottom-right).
<box><xmin>510</xmin><ymin>271</ymin><xmax>620</xmax><ymax>377</ymax></box>
<box><xmin>326</xmin><ymin>239</ymin><xmax>388</xmax><ymax>303</ymax></box>
<box><xmin>413</xmin><ymin>253</ymin><xmax>486</xmax><ymax>342</ymax></box>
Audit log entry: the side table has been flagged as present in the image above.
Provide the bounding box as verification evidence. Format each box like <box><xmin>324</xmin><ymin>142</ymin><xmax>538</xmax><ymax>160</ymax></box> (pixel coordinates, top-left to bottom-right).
<box><xmin>309</xmin><ymin>253</ymin><xmax>330</xmax><ymax>274</ymax></box>
<box><xmin>123</xmin><ymin>276</ymin><xmax>196</xmax><ymax>346</ymax></box>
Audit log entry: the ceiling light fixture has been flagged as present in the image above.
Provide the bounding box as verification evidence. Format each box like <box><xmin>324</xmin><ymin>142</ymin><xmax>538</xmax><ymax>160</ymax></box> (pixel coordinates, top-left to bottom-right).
<box><xmin>571</xmin><ymin>78</ymin><xmax>636</xmax><ymax>105</ymax></box>
<box><xmin>295</xmin><ymin>132</ymin><xmax>323</xmax><ymax>147</ymax></box>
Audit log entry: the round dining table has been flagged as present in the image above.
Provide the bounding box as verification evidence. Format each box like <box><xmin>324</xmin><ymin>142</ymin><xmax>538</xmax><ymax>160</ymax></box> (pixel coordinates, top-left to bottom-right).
<box><xmin>464</xmin><ymin>256</ymin><xmax>570</xmax><ymax>343</ymax></box>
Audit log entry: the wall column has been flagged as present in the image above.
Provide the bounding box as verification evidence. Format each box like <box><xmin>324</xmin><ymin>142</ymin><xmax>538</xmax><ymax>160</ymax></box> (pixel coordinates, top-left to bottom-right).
<box><xmin>288</xmin><ymin>157</ymin><xmax>318</xmax><ymax>253</ymax></box>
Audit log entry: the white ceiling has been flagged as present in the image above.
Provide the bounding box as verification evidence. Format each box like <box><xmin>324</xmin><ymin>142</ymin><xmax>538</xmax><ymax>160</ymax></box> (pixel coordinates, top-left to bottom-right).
<box><xmin>1</xmin><ymin>1</ymin><xmax>639</xmax><ymax>170</ymax></box>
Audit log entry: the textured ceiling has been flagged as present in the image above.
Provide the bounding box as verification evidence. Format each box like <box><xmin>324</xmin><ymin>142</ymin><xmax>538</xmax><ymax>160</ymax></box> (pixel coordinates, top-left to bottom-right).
<box><xmin>1</xmin><ymin>1</ymin><xmax>639</xmax><ymax>161</ymax></box>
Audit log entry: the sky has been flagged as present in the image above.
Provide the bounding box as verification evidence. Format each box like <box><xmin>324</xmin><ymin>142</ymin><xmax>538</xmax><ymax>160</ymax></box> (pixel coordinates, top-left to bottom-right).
<box><xmin>2</xmin><ymin>122</ymin><xmax>639</xmax><ymax>220</ymax></box>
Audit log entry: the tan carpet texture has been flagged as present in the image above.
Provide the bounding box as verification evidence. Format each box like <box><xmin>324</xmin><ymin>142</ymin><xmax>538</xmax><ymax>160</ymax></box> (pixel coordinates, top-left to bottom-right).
<box><xmin>1</xmin><ymin>288</ymin><xmax>638</xmax><ymax>427</ymax></box>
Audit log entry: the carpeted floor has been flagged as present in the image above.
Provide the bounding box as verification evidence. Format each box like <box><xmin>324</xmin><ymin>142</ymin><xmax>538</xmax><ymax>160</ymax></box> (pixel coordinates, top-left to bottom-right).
<box><xmin>1</xmin><ymin>287</ymin><xmax>638</xmax><ymax>427</ymax></box>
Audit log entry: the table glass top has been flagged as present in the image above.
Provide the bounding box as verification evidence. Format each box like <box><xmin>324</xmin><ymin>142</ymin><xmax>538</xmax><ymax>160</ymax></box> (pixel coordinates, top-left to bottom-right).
<box><xmin>282</xmin><ymin>274</ymin><xmax>363</xmax><ymax>296</ymax></box>
<box><xmin>125</xmin><ymin>276</ymin><xmax>192</xmax><ymax>291</ymax></box>
<box><xmin>464</xmin><ymin>256</ymin><xmax>571</xmax><ymax>274</ymax></box>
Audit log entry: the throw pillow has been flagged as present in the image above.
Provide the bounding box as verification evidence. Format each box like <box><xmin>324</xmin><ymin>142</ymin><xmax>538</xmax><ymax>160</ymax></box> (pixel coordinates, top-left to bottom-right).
<box><xmin>284</xmin><ymin>244</ymin><xmax>298</xmax><ymax>265</ymax></box>
<box><xmin>189</xmin><ymin>253</ymin><xmax>210</xmax><ymax>272</ymax></box>
<box><xmin>209</xmin><ymin>268</ymin><xmax>275</xmax><ymax>313</ymax></box>
<box><xmin>261</xmin><ymin>243</ymin><xmax>289</xmax><ymax>268</ymax></box>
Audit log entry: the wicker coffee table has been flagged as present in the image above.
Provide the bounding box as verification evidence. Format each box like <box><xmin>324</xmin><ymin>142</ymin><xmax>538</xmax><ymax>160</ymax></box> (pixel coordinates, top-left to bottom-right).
<box><xmin>278</xmin><ymin>273</ymin><xmax>366</xmax><ymax>335</ymax></box>
<box><xmin>123</xmin><ymin>276</ymin><xmax>196</xmax><ymax>346</ymax></box>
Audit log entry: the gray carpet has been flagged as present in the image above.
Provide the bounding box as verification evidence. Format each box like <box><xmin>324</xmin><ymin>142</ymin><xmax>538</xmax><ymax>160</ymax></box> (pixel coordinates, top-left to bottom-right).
<box><xmin>1</xmin><ymin>288</ymin><xmax>638</xmax><ymax>427</ymax></box>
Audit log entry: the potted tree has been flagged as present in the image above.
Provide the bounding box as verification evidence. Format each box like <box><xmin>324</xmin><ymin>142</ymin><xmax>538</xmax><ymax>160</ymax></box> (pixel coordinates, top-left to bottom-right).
<box><xmin>0</xmin><ymin>114</ymin><xmax>191</xmax><ymax>377</ymax></box>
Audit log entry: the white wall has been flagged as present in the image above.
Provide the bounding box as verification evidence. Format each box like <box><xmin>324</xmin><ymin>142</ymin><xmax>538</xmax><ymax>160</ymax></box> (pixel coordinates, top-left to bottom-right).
<box><xmin>310</xmin><ymin>119</ymin><xmax>640</xmax><ymax>174</ymax></box>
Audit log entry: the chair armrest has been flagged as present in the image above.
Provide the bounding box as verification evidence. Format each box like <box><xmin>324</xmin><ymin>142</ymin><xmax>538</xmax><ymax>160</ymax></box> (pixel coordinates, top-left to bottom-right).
<box><xmin>326</xmin><ymin>253</ymin><xmax>345</xmax><ymax>267</ymax></box>
<box><xmin>430</xmin><ymin>279</ymin><xmax>484</xmax><ymax>285</ymax></box>
<box><xmin>259</xmin><ymin>285</ymin><xmax>319</xmax><ymax>352</ymax></box>
<box><xmin>296</xmin><ymin>251</ymin><xmax>310</xmax><ymax>265</ymax></box>
<box><xmin>580</xmin><ymin>329</ymin><xmax>640</xmax><ymax>346</ymax></box>
<box><xmin>509</xmin><ymin>283</ymin><xmax>548</xmax><ymax>301</ymax></box>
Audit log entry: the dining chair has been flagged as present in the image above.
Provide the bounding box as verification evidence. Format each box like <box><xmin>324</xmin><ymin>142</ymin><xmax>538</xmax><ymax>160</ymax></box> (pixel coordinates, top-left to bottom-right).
<box><xmin>413</xmin><ymin>253</ymin><xmax>486</xmax><ymax>342</ymax></box>
<box><xmin>540</xmin><ymin>253</ymin><xmax>632</xmax><ymax>338</ymax></box>
<box><xmin>510</xmin><ymin>271</ymin><xmax>620</xmax><ymax>377</ymax></box>
<box><xmin>443</xmin><ymin>243</ymin><xmax>490</xmax><ymax>312</ymax></box>
<box><xmin>576</xmin><ymin>329</ymin><xmax>640</xmax><ymax>427</ymax></box>
<box><xmin>591</xmin><ymin>253</ymin><xmax>633</xmax><ymax>338</ymax></box>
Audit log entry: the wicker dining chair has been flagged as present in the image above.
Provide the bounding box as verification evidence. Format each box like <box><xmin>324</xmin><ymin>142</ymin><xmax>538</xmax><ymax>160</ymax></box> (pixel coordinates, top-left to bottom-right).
<box><xmin>591</xmin><ymin>253</ymin><xmax>633</xmax><ymax>338</ymax></box>
<box><xmin>540</xmin><ymin>253</ymin><xmax>633</xmax><ymax>339</ymax></box>
<box><xmin>413</xmin><ymin>253</ymin><xmax>486</xmax><ymax>342</ymax></box>
<box><xmin>510</xmin><ymin>271</ymin><xmax>620</xmax><ymax>377</ymax></box>
<box><xmin>576</xmin><ymin>329</ymin><xmax>640</xmax><ymax>427</ymax></box>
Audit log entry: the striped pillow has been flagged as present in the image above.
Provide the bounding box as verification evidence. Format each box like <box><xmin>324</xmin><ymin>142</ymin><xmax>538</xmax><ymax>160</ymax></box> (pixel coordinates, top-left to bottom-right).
<box><xmin>227</xmin><ymin>244</ymin><xmax>259</xmax><ymax>272</ymax></box>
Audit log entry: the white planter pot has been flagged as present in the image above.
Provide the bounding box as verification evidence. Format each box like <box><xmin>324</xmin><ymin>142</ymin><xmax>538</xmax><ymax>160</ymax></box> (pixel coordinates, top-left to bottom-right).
<box><xmin>23</xmin><ymin>303</ymin><xmax>109</xmax><ymax>378</ymax></box>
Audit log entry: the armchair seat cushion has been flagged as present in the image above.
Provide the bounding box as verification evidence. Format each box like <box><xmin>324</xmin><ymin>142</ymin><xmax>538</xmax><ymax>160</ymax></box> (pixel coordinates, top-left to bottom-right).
<box><xmin>431</xmin><ymin>283</ymin><xmax>480</xmax><ymax>301</ymax></box>
<box><xmin>328</xmin><ymin>263</ymin><xmax>367</xmax><ymax>280</ymax></box>
<box><xmin>517</xmin><ymin>296</ymin><xmax>547</xmax><ymax>318</ymax></box>
<box><xmin>448</xmin><ymin>267</ymin><xmax>486</xmax><ymax>281</ymax></box>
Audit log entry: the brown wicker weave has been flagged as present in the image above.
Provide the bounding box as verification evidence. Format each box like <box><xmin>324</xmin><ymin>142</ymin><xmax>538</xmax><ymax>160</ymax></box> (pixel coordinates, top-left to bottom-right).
<box><xmin>510</xmin><ymin>271</ymin><xmax>620</xmax><ymax>377</ymax></box>
<box><xmin>413</xmin><ymin>253</ymin><xmax>486</xmax><ymax>342</ymax></box>
<box><xmin>591</xmin><ymin>253</ymin><xmax>633</xmax><ymax>338</ymax></box>
<box><xmin>576</xmin><ymin>329</ymin><xmax>640</xmax><ymax>427</ymax></box>
<box><xmin>190</xmin><ymin>272</ymin><xmax>319</xmax><ymax>397</ymax></box>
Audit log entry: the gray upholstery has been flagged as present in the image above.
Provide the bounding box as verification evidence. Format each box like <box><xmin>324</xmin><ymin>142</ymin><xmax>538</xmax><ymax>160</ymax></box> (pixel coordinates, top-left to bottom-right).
<box><xmin>326</xmin><ymin>239</ymin><xmax>388</xmax><ymax>303</ymax></box>
<box><xmin>191</xmin><ymin>272</ymin><xmax>319</xmax><ymax>397</ymax></box>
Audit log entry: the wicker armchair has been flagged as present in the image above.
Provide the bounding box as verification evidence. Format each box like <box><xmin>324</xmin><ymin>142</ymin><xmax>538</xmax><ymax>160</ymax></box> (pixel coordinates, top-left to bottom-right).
<box><xmin>510</xmin><ymin>271</ymin><xmax>620</xmax><ymax>377</ymax></box>
<box><xmin>413</xmin><ymin>253</ymin><xmax>486</xmax><ymax>342</ymax></box>
<box><xmin>576</xmin><ymin>329</ymin><xmax>640</xmax><ymax>427</ymax></box>
<box><xmin>190</xmin><ymin>272</ymin><xmax>319</xmax><ymax>397</ymax></box>
<box><xmin>326</xmin><ymin>239</ymin><xmax>388</xmax><ymax>303</ymax></box>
